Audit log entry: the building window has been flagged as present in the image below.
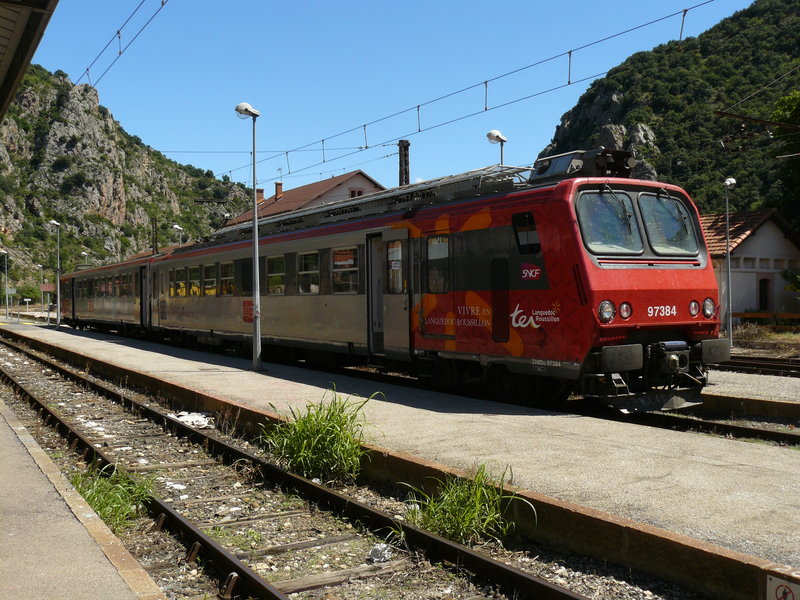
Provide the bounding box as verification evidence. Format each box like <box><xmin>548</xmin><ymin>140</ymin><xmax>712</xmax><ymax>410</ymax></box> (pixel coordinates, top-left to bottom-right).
<box><xmin>298</xmin><ymin>252</ymin><xmax>320</xmax><ymax>295</ymax></box>
<box><xmin>220</xmin><ymin>262</ymin><xmax>234</xmax><ymax>296</ymax></box>
<box><xmin>267</xmin><ymin>255</ymin><xmax>285</xmax><ymax>295</ymax></box>
<box><xmin>426</xmin><ymin>235</ymin><xmax>450</xmax><ymax>294</ymax></box>
<box><xmin>203</xmin><ymin>264</ymin><xmax>218</xmax><ymax>296</ymax></box>
<box><xmin>759</xmin><ymin>278</ymin><xmax>769</xmax><ymax>311</ymax></box>
<box><xmin>332</xmin><ymin>247</ymin><xmax>358</xmax><ymax>294</ymax></box>
<box><xmin>349</xmin><ymin>188</ymin><xmax>364</xmax><ymax>198</ymax></box>
<box><xmin>387</xmin><ymin>241</ymin><xmax>404</xmax><ymax>294</ymax></box>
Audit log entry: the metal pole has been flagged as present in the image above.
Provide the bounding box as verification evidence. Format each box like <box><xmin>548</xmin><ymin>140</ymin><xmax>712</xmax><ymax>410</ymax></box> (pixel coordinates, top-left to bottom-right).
<box><xmin>3</xmin><ymin>252</ymin><xmax>8</xmax><ymax>318</ymax></box>
<box><xmin>56</xmin><ymin>225</ymin><xmax>61</xmax><ymax>327</ymax></box>
<box><xmin>724</xmin><ymin>188</ymin><xmax>733</xmax><ymax>346</ymax></box>
<box><xmin>251</xmin><ymin>114</ymin><xmax>261</xmax><ymax>370</ymax></box>
<box><xmin>39</xmin><ymin>265</ymin><xmax>44</xmax><ymax>312</ymax></box>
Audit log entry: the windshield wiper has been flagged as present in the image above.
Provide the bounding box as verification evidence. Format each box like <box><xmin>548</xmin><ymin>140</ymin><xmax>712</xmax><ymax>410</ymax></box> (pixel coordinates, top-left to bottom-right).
<box><xmin>658</xmin><ymin>187</ymin><xmax>689</xmax><ymax>227</ymax></box>
<box><xmin>600</xmin><ymin>184</ymin><xmax>632</xmax><ymax>232</ymax></box>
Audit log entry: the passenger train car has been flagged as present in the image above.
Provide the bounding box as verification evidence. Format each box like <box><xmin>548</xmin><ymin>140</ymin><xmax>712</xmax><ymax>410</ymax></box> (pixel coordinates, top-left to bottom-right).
<box><xmin>61</xmin><ymin>148</ymin><xmax>730</xmax><ymax>411</ymax></box>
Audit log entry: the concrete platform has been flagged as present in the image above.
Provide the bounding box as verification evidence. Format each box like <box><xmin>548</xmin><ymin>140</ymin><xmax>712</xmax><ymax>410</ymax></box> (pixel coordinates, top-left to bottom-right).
<box><xmin>1</xmin><ymin>320</ymin><xmax>798</xmax><ymax>590</ymax></box>
<box><xmin>0</xmin><ymin>393</ymin><xmax>164</xmax><ymax>599</ymax></box>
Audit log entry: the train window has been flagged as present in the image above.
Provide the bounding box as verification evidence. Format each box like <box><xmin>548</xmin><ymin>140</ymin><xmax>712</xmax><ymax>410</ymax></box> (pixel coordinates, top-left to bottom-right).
<box><xmin>387</xmin><ymin>241</ymin><xmax>404</xmax><ymax>294</ymax></box>
<box><xmin>168</xmin><ymin>270</ymin><xmax>175</xmax><ymax>297</ymax></box>
<box><xmin>267</xmin><ymin>255</ymin><xmax>285</xmax><ymax>295</ymax></box>
<box><xmin>512</xmin><ymin>213</ymin><xmax>541</xmax><ymax>254</ymax></box>
<box><xmin>638</xmin><ymin>193</ymin><xmax>699</xmax><ymax>256</ymax></box>
<box><xmin>576</xmin><ymin>191</ymin><xmax>643</xmax><ymax>255</ymax></box>
<box><xmin>220</xmin><ymin>262</ymin><xmax>234</xmax><ymax>296</ymax></box>
<box><xmin>119</xmin><ymin>273</ymin><xmax>127</xmax><ymax>297</ymax></box>
<box><xmin>175</xmin><ymin>268</ymin><xmax>187</xmax><ymax>297</ymax></box>
<box><xmin>426</xmin><ymin>235</ymin><xmax>450</xmax><ymax>294</ymax></box>
<box><xmin>188</xmin><ymin>266</ymin><xmax>201</xmax><ymax>297</ymax></box>
<box><xmin>298</xmin><ymin>252</ymin><xmax>320</xmax><ymax>295</ymax></box>
<box><xmin>332</xmin><ymin>247</ymin><xmax>358</xmax><ymax>294</ymax></box>
<box><xmin>203</xmin><ymin>264</ymin><xmax>218</xmax><ymax>296</ymax></box>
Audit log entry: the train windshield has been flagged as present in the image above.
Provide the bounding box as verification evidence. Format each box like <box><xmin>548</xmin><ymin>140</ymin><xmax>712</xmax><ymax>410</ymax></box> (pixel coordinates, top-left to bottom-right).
<box><xmin>638</xmin><ymin>192</ymin><xmax>699</xmax><ymax>256</ymax></box>
<box><xmin>576</xmin><ymin>191</ymin><xmax>643</xmax><ymax>254</ymax></box>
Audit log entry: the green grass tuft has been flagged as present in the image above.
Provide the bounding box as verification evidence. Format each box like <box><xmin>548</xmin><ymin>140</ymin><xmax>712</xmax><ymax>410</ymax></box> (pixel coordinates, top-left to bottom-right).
<box><xmin>402</xmin><ymin>464</ymin><xmax>532</xmax><ymax>546</ymax></box>
<box><xmin>261</xmin><ymin>389</ymin><xmax>374</xmax><ymax>483</ymax></box>
<box><xmin>70</xmin><ymin>464</ymin><xmax>152</xmax><ymax>533</ymax></box>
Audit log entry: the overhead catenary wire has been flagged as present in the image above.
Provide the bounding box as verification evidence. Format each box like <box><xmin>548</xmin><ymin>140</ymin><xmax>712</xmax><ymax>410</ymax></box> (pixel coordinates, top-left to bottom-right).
<box><xmin>76</xmin><ymin>0</ymin><xmax>170</xmax><ymax>87</ymax></box>
<box><xmin>216</xmin><ymin>1</ymin><xmax>717</xmax><ymax>183</ymax></box>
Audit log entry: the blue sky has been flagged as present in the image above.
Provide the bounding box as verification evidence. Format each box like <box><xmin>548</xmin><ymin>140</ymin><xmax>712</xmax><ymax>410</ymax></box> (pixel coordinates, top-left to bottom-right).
<box><xmin>32</xmin><ymin>0</ymin><xmax>753</xmax><ymax>193</ymax></box>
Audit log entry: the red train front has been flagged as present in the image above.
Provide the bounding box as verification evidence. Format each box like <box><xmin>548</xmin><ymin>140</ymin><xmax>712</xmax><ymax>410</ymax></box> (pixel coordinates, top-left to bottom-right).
<box><xmin>408</xmin><ymin>148</ymin><xmax>730</xmax><ymax>410</ymax></box>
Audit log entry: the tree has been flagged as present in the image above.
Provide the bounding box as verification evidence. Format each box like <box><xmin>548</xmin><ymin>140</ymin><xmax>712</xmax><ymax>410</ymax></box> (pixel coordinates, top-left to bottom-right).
<box><xmin>771</xmin><ymin>90</ymin><xmax>800</xmax><ymax>230</ymax></box>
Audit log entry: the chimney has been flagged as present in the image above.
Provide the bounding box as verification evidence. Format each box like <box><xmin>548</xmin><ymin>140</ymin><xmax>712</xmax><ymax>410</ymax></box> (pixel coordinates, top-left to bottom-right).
<box><xmin>275</xmin><ymin>181</ymin><xmax>283</xmax><ymax>201</ymax></box>
<box><xmin>398</xmin><ymin>139</ymin><xmax>410</xmax><ymax>186</ymax></box>
<box><xmin>256</xmin><ymin>188</ymin><xmax>264</xmax><ymax>204</ymax></box>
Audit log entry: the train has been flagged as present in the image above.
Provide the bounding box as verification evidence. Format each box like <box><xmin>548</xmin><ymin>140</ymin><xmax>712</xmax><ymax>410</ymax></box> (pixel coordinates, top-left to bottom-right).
<box><xmin>60</xmin><ymin>147</ymin><xmax>730</xmax><ymax>411</ymax></box>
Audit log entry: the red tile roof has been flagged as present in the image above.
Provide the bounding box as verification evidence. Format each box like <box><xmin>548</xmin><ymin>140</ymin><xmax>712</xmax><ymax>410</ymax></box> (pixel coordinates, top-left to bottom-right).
<box><xmin>699</xmin><ymin>209</ymin><xmax>777</xmax><ymax>257</ymax></box>
<box><xmin>227</xmin><ymin>170</ymin><xmax>384</xmax><ymax>226</ymax></box>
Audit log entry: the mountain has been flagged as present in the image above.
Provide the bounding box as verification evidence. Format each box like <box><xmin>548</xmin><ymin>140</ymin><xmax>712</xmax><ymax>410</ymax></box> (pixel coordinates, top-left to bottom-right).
<box><xmin>540</xmin><ymin>0</ymin><xmax>800</xmax><ymax>226</ymax></box>
<box><xmin>0</xmin><ymin>64</ymin><xmax>249</xmax><ymax>303</ymax></box>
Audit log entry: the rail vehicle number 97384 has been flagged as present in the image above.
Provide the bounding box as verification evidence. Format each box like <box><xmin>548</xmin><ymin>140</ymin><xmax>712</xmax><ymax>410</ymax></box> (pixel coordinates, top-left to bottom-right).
<box><xmin>647</xmin><ymin>305</ymin><xmax>678</xmax><ymax>318</ymax></box>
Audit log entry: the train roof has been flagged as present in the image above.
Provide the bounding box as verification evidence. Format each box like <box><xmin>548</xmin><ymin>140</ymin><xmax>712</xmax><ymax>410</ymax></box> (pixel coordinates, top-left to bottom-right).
<box><xmin>199</xmin><ymin>147</ymin><xmax>637</xmax><ymax>249</ymax></box>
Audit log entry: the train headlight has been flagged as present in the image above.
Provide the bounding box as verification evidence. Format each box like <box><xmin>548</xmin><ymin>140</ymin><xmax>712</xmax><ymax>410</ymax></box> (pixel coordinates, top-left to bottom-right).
<box><xmin>702</xmin><ymin>298</ymin><xmax>715</xmax><ymax>319</ymax></box>
<box><xmin>689</xmin><ymin>300</ymin><xmax>700</xmax><ymax>317</ymax></box>
<box><xmin>598</xmin><ymin>300</ymin><xmax>615</xmax><ymax>323</ymax></box>
<box><xmin>619</xmin><ymin>302</ymin><xmax>632</xmax><ymax>319</ymax></box>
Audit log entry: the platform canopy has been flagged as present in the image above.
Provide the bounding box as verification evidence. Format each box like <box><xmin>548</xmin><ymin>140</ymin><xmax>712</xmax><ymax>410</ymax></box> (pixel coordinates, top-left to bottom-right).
<box><xmin>0</xmin><ymin>0</ymin><xmax>59</xmax><ymax>120</ymax></box>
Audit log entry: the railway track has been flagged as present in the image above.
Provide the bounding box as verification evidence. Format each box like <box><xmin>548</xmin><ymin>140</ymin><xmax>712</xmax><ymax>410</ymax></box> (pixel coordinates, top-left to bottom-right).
<box><xmin>578</xmin><ymin>405</ymin><xmax>800</xmax><ymax>447</ymax></box>
<box><xmin>711</xmin><ymin>355</ymin><xmax>800</xmax><ymax>377</ymax></box>
<box><xmin>0</xmin><ymin>341</ymin><xmax>588</xmax><ymax>600</ymax></box>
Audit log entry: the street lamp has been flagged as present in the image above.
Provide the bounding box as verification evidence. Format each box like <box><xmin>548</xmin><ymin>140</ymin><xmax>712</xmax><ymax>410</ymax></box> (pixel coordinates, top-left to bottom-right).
<box><xmin>172</xmin><ymin>224</ymin><xmax>184</xmax><ymax>246</ymax></box>
<box><xmin>723</xmin><ymin>178</ymin><xmax>736</xmax><ymax>346</ymax></box>
<box><xmin>235</xmin><ymin>101</ymin><xmax>262</xmax><ymax>370</ymax></box>
<box><xmin>37</xmin><ymin>264</ymin><xmax>44</xmax><ymax>311</ymax></box>
<box><xmin>486</xmin><ymin>129</ymin><xmax>508</xmax><ymax>165</ymax></box>
<box><xmin>49</xmin><ymin>219</ymin><xmax>61</xmax><ymax>327</ymax></box>
<box><xmin>0</xmin><ymin>248</ymin><xmax>7</xmax><ymax>318</ymax></box>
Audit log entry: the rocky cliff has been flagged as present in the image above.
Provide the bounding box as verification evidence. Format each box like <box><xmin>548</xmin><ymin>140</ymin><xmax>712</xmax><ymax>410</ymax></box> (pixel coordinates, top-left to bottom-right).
<box><xmin>0</xmin><ymin>65</ymin><xmax>248</xmax><ymax>301</ymax></box>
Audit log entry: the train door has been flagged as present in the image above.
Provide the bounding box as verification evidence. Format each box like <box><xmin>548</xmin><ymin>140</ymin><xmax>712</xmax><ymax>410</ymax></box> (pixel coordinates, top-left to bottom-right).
<box><xmin>68</xmin><ymin>279</ymin><xmax>76</xmax><ymax>320</ymax></box>
<box><xmin>382</xmin><ymin>229</ymin><xmax>411</xmax><ymax>361</ymax></box>
<box><xmin>139</xmin><ymin>266</ymin><xmax>149</xmax><ymax>328</ymax></box>
<box><xmin>367</xmin><ymin>234</ymin><xmax>384</xmax><ymax>355</ymax></box>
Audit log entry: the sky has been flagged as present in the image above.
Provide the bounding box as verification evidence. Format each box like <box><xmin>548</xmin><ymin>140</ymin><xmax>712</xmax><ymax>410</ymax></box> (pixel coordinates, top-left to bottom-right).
<box><xmin>31</xmin><ymin>0</ymin><xmax>755</xmax><ymax>194</ymax></box>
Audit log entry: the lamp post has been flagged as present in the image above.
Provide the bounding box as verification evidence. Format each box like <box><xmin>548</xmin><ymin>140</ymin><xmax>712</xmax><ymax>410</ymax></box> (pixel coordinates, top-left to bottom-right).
<box><xmin>172</xmin><ymin>224</ymin><xmax>184</xmax><ymax>246</ymax></box>
<box><xmin>723</xmin><ymin>178</ymin><xmax>736</xmax><ymax>346</ymax></box>
<box><xmin>235</xmin><ymin>101</ymin><xmax>262</xmax><ymax>370</ymax></box>
<box><xmin>0</xmin><ymin>249</ymin><xmax>7</xmax><ymax>318</ymax></box>
<box><xmin>486</xmin><ymin>130</ymin><xmax>508</xmax><ymax>165</ymax></box>
<box><xmin>49</xmin><ymin>219</ymin><xmax>61</xmax><ymax>327</ymax></box>
<box><xmin>37</xmin><ymin>264</ymin><xmax>44</xmax><ymax>311</ymax></box>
